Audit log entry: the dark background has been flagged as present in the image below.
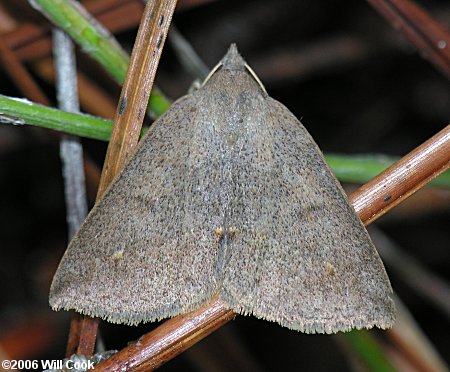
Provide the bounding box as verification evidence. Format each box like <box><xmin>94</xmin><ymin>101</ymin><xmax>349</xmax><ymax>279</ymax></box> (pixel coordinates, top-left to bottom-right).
<box><xmin>0</xmin><ymin>0</ymin><xmax>449</xmax><ymax>370</ymax></box>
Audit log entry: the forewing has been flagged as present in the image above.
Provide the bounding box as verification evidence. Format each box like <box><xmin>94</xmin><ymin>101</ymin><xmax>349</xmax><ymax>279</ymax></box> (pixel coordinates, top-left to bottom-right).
<box><xmin>50</xmin><ymin>93</ymin><xmax>224</xmax><ymax>325</ymax></box>
<box><xmin>220</xmin><ymin>96</ymin><xmax>395</xmax><ymax>333</ymax></box>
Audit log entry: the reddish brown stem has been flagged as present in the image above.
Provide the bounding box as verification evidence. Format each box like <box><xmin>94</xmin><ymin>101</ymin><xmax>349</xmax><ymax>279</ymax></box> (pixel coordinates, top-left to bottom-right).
<box><xmin>75</xmin><ymin>317</ymin><xmax>100</xmax><ymax>355</ymax></box>
<box><xmin>65</xmin><ymin>314</ymin><xmax>82</xmax><ymax>356</ymax></box>
<box><xmin>95</xmin><ymin>126</ymin><xmax>450</xmax><ymax>370</ymax></box>
<box><xmin>366</xmin><ymin>0</ymin><xmax>450</xmax><ymax>79</ymax></box>
<box><xmin>349</xmin><ymin>124</ymin><xmax>450</xmax><ymax>224</ymax></box>
<box><xmin>96</xmin><ymin>298</ymin><xmax>235</xmax><ymax>371</ymax></box>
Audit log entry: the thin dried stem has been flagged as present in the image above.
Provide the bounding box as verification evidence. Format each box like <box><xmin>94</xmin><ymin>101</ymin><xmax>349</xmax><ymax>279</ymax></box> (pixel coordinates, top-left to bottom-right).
<box><xmin>68</xmin><ymin>0</ymin><xmax>178</xmax><ymax>355</ymax></box>
<box><xmin>96</xmin><ymin>0</ymin><xmax>178</xmax><ymax>195</ymax></box>
<box><xmin>53</xmin><ymin>28</ymin><xmax>88</xmax><ymax>239</ymax></box>
<box><xmin>53</xmin><ymin>26</ymin><xmax>90</xmax><ymax>356</ymax></box>
<box><xmin>168</xmin><ymin>25</ymin><xmax>209</xmax><ymax>80</ymax></box>
<box><xmin>366</xmin><ymin>0</ymin><xmax>450</xmax><ymax>79</ymax></box>
<box><xmin>95</xmin><ymin>126</ymin><xmax>449</xmax><ymax>370</ymax></box>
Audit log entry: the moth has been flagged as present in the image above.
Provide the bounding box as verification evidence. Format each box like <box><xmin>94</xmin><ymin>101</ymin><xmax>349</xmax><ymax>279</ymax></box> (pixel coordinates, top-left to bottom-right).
<box><xmin>50</xmin><ymin>44</ymin><xmax>395</xmax><ymax>334</ymax></box>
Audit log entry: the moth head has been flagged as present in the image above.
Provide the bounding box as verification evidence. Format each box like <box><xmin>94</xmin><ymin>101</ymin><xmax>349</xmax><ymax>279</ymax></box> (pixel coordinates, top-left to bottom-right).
<box><xmin>202</xmin><ymin>44</ymin><xmax>267</xmax><ymax>94</ymax></box>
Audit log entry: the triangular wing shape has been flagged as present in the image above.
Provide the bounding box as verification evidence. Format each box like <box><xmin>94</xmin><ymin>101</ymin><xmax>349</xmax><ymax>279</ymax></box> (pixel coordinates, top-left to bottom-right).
<box><xmin>218</xmin><ymin>90</ymin><xmax>395</xmax><ymax>333</ymax></box>
<box><xmin>50</xmin><ymin>92</ymin><xmax>226</xmax><ymax>325</ymax></box>
<box><xmin>50</xmin><ymin>44</ymin><xmax>395</xmax><ymax>332</ymax></box>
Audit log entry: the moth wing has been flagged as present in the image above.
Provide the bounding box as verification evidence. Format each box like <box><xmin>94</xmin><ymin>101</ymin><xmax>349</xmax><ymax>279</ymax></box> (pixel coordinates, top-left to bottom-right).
<box><xmin>50</xmin><ymin>94</ymin><xmax>223</xmax><ymax>325</ymax></box>
<box><xmin>220</xmin><ymin>97</ymin><xmax>395</xmax><ymax>333</ymax></box>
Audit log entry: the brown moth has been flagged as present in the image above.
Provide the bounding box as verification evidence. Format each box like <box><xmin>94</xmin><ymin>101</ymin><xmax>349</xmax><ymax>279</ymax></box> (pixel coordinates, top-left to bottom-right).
<box><xmin>50</xmin><ymin>44</ymin><xmax>395</xmax><ymax>334</ymax></box>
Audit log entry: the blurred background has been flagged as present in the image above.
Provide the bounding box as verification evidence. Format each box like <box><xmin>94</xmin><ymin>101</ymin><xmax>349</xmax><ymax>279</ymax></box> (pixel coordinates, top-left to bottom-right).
<box><xmin>0</xmin><ymin>0</ymin><xmax>449</xmax><ymax>370</ymax></box>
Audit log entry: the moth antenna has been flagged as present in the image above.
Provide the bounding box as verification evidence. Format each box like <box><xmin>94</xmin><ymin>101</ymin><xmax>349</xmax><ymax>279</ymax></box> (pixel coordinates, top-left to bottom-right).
<box><xmin>244</xmin><ymin>63</ymin><xmax>267</xmax><ymax>93</ymax></box>
<box><xmin>202</xmin><ymin>61</ymin><xmax>222</xmax><ymax>87</ymax></box>
<box><xmin>202</xmin><ymin>61</ymin><xmax>267</xmax><ymax>94</ymax></box>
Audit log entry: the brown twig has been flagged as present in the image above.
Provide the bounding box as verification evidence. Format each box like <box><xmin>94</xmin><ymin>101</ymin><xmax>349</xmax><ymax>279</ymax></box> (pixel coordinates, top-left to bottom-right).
<box><xmin>3</xmin><ymin>0</ymin><xmax>213</xmax><ymax>63</ymax></box>
<box><xmin>65</xmin><ymin>314</ymin><xmax>82</xmax><ymax>356</ymax></box>
<box><xmin>0</xmin><ymin>35</ymin><xmax>50</xmax><ymax>105</ymax></box>
<box><xmin>349</xmin><ymin>124</ymin><xmax>450</xmax><ymax>224</ymax></box>
<box><xmin>65</xmin><ymin>317</ymin><xmax>99</xmax><ymax>356</ymax></box>
<box><xmin>96</xmin><ymin>0</ymin><xmax>178</xmax><ymax>194</ymax></box>
<box><xmin>3</xmin><ymin>0</ymin><xmax>144</xmax><ymax>62</ymax></box>
<box><xmin>366</xmin><ymin>0</ymin><xmax>450</xmax><ymax>79</ymax></box>
<box><xmin>96</xmin><ymin>297</ymin><xmax>235</xmax><ymax>371</ymax></box>
<box><xmin>67</xmin><ymin>0</ymin><xmax>178</xmax><ymax>355</ymax></box>
<box><xmin>95</xmin><ymin>126</ymin><xmax>450</xmax><ymax>370</ymax></box>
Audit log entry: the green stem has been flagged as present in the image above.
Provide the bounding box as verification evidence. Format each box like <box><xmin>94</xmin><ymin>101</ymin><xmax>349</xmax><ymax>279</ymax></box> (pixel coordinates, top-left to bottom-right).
<box><xmin>325</xmin><ymin>153</ymin><xmax>450</xmax><ymax>189</ymax></box>
<box><xmin>29</xmin><ymin>0</ymin><xmax>171</xmax><ymax>116</ymax></box>
<box><xmin>0</xmin><ymin>95</ymin><xmax>111</xmax><ymax>141</ymax></box>
<box><xmin>343</xmin><ymin>330</ymin><xmax>396</xmax><ymax>371</ymax></box>
<box><xmin>1</xmin><ymin>94</ymin><xmax>448</xmax><ymax>188</ymax></box>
